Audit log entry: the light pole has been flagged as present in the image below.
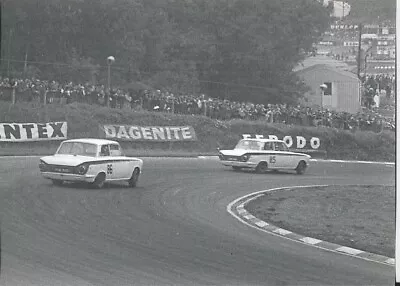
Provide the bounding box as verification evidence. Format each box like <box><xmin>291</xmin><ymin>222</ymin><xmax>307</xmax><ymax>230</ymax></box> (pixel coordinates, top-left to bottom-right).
<box><xmin>363</xmin><ymin>44</ymin><xmax>373</xmax><ymax>78</ymax></box>
<box><xmin>106</xmin><ymin>56</ymin><xmax>115</xmax><ymax>107</ymax></box>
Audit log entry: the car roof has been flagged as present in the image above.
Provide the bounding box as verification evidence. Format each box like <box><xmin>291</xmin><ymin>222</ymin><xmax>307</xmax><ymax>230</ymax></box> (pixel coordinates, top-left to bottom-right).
<box><xmin>240</xmin><ymin>138</ymin><xmax>285</xmax><ymax>143</ymax></box>
<box><xmin>62</xmin><ymin>138</ymin><xmax>119</xmax><ymax>145</ymax></box>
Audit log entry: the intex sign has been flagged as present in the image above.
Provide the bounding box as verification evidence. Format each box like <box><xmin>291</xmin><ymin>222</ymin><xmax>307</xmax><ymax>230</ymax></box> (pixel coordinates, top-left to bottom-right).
<box><xmin>242</xmin><ymin>134</ymin><xmax>321</xmax><ymax>149</ymax></box>
<box><xmin>0</xmin><ymin>122</ymin><xmax>67</xmax><ymax>142</ymax></box>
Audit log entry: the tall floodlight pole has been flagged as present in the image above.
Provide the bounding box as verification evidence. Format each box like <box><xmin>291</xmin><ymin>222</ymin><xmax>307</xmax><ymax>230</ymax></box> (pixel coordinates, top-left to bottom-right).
<box><xmin>357</xmin><ymin>23</ymin><xmax>362</xmax><ymax>79</ymax></box>
<box><xmin>342</xmin><ymin>0</ymin><xmax>345</xmax><ymax>19</ymax></box>
<box><xmin>395</xmin><ymin>0</ymin><xmax>400</xmax><ymax>284</ymax></box>
<box><xmin>106</xmin><ymin>56</ymin><xmax>115</xmax><ymax>107</ymax></box>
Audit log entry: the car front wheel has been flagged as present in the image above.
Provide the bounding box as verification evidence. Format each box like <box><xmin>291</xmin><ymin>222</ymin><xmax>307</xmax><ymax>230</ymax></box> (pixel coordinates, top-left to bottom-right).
<box><xmin>128</xmin><ymin>168</ymin><xmax>140</xmax><ymax>187</ymax></box>
<box><xmin>52</xmin><ymin>179</ymin><xmax>63</xmax><ymax>186</ymax></box>
<box><xmin>296</xmin><ymin>161</ymin><xmax>307</xmax><ymax>175</ymax></box>
<box><xmin>255</xmin><ymin>162</ymin><xmax>268</xmax><ymax>174</ymax></box>
<box><xmin>92</xmin><ymin>173</ymin><xmax>106</xmax><ymax>189</ymax></box>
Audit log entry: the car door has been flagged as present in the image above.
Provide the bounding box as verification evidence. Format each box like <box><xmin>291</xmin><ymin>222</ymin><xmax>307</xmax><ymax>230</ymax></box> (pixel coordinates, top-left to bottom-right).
<box><xmin>270</xmin><ymin>142</ymin><xmax>287</xmax><ymax>169</ymax></box>
<box><xmin>109</xmin><ymin>143</ymin><xmax>131</xmax><ymax>179</ymax></box>
<box><xmin>99</xmin><ymin>144</ymin><xmax>115</xmax><ymax>180</ymax></box>
<box><xmin>273</xmin><ymin>142</ymin><xmax>293</xmax><ymax>169</ymax></box>
<box><xmin>263</xmin><ymin>142</ymin><xmax>281</xmax><ymax>169</ymax></box>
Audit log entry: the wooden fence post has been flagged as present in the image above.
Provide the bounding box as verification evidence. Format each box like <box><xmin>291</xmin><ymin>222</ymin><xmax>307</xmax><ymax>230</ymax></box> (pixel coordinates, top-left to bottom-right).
<box><xmin>11</xmin><ymin>87</ymin><xmax>16</xmax><ymax>105</ymax></box>
<box><xmin>43</xmin><ymin>91</ymin><xmax>47</xmax><ymax>105</ymax></box>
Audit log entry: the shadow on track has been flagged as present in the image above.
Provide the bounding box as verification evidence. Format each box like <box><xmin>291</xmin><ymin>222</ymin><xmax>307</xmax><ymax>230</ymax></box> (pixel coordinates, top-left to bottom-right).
<box><xmin>44</xmin><ymin>181</ymin><xmax>139</xmax><ymax>190</ymax></box>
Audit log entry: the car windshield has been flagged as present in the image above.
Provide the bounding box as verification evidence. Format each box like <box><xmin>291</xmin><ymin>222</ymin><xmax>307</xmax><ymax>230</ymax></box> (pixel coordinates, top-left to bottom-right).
<box><xmin>275</xmin><ymin>142</ymin><xmax>289</xmax><ymax>152</ymax></box>
<box><xmin>57</xmin><ymin>142</ymin><xmax>98</xmax><ymax>157</ymax></box>
<box><xmin>234</xmin><ymin>140</ymin><xmax>263</xmax><ymax>151</ymax></box>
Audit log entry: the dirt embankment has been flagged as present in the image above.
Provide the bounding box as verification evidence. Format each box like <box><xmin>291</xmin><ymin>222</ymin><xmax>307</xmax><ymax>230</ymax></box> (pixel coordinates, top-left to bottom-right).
<box><xmin>0</xmin><ymin>102</ymin><xmax>395</xmax><ymax>162</ymax></box>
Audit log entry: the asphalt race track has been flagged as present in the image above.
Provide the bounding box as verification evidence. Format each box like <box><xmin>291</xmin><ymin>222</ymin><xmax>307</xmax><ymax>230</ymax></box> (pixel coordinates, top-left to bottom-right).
<box><xmin>0</xmin><ymin>157</ymin><xmax>395</xmax><ymax>285</ymax></box>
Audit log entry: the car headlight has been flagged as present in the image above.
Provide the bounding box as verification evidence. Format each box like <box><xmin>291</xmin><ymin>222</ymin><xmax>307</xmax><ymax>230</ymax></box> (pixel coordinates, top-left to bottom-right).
<box><xmin>39</xmin><ymin>160</ymin><xmax>48</xmax><ymax>171</ymax></box>
<box><xmin>76</xmin><ymin>163</ymin><xmax>90</xmax><ymax>175</ymax></box>
<box><xmin>241</xmin><ymin>154</ymin><xmax>250</xmax><ymax>162</ymax></box>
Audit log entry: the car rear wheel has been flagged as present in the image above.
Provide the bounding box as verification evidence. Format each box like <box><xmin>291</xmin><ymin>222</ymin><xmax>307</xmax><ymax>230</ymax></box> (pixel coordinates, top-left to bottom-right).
<box><xmin>296</xmin><ymin>161</ymin><xmax>307</xmax><ymax>175</ymax></box>
<box><xmin>128</xmin><ymin>168</ymin><xmax>140</xmax><ymax>187</ymax></box>
<box><xmin>92</xmin><ymin>173</ymin><xmax>106</xmax><ymax>189</ymax></box>
<box><xmin>52</xmin><ymin>179</ymin><xmax>63</xmax><ymax>186</ymax></box>
<box><xmin>255</xmin><ymin>162</ymin><xmax>268</xmax><ymax>174</ymax></box>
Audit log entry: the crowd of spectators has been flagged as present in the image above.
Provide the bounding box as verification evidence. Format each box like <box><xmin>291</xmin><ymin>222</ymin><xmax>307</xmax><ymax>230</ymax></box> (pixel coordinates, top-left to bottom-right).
<box><xmin>0</xmin><ymin>76</ymin><xmax>395</xmax><ymax>132</ymax></box>
<box><xmin>362</xmin><ymin>73</ymin><xmax>394</xmax><ymax>94</ymax></box>
<box><xmin>361</xmin><ymin>73</ymin><xmax>395</xmax><ymax>110</ymax></box>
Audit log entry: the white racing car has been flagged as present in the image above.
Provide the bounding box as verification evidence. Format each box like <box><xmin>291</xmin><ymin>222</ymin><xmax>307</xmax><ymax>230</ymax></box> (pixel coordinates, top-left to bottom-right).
<box><xmin>218</xmin><ymin>138</ymin><xmax>311</xmax><ymax>174</ymax></box>
<box><xmin>39</xmin><ymin>138</ymin><xmax>143</xmax><ymax>188</ymax></box>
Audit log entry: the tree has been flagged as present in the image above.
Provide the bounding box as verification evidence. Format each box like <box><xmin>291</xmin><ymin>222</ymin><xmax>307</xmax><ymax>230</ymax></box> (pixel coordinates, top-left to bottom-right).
<box><xmin>3</xmin><ymin>0</ymin><xmax>331</xmax><ymax>104</ymax></box>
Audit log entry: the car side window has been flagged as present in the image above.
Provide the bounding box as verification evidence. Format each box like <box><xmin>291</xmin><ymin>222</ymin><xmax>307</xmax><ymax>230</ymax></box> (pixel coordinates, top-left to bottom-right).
<box><xmin>264</xmin><ymin>142</ymin><xmax>274</xmax><ymax>151</ymax></box>
<box><xmin>100</xmin><ymin>145</ymin><xmax>110</xmax><ymax>156</ymax></box>
<box><xmin>249</xmin><ymin>141</ymin><xmax>260</xmax><ymax>150</ymax></box>
<box><xmin>109</xmin><ymin>144</ymin><xmax>122</xmax><ymax>156</ymax></box>
<box><xmin>275</xmin><ymin>142</ymin><xmax>288</xmax><ymax>152</ymax></box>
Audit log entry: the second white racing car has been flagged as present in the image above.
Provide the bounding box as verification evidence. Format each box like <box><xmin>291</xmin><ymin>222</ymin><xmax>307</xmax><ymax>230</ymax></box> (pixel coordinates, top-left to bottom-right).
<box><xmin>218</xmin><ymin>138</ymin><xmax>311</xmax><ymax>174</ymax></box>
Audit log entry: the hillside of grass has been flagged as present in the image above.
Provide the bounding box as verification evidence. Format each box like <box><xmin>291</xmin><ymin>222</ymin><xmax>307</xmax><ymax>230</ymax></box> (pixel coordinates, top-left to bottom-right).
<box><xmin>0</xmin><ymin>102</ymin><xmax>395</xmax><ymax>162</ymax></box>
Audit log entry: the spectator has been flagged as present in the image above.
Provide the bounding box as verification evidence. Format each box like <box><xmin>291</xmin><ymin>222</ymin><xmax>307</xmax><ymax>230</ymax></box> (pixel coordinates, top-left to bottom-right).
<box><xmin>0</xmin><ymin>76</ymin><xmax>394</xmax><ymax>133</ymax></box>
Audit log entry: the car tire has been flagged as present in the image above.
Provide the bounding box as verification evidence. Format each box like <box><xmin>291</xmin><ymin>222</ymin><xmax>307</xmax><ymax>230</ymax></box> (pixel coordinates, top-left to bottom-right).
<box><xmin>128</xmin><ymin>168</ymin><xmax>140</xmax><ymax>188</ymax></box>
<box><xmin>52</xmin><ymin>179</ymin><xmax>63</xmax><ymax>186</ymax></box>
<box><xmin>232</xmin><ymin>166</ymin><xmax>242</xmax><ymax>171</ymax></box>
<box><xmin>255</xmin><ymin>162</ymin><xmax>268</xmax><ymax>174</ymax></box>
<box><xmin>296</xmin><ymin>161</ymin><xmax>307</xmax><ymax>175</ymax></box>
<box><xmin>92</xmin><ymin>173</ymin><xmax>106</xmax><ymax>189</ymax></box>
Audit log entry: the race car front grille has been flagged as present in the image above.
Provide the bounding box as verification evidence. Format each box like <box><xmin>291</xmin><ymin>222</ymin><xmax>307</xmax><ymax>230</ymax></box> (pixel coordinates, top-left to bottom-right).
<box><xmin>47</xmin><ymin>165</ymin><xmax>75</xmax><ymax>173</ymax></box>
<box><xmin>221</xmin><ymin>156</ymin><xmax>240</xmax><ymax>161</ymax></box>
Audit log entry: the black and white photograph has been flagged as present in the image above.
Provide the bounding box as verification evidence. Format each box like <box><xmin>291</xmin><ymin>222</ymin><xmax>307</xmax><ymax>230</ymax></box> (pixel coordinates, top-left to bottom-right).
<box><xmin>0</xmin><ymin>0</ymin><xmax>396</xmax><ymax>285</ymax></box>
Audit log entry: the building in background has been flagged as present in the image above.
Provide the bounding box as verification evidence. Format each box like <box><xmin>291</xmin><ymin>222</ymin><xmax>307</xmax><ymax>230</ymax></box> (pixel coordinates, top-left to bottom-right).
<box><xmin>295</xmin><ymin>63</ymin><xmax>361</xmax><ymax>114</ymax></box>
<box><xmin>320</xmin><ymin>0</ymin><xmax>351</xmax><ymax>19</ymax></box>
<box><xmin>376</xmin><ymin>34</ymin><xmax>395</xmax><ymax>60</ymax></box>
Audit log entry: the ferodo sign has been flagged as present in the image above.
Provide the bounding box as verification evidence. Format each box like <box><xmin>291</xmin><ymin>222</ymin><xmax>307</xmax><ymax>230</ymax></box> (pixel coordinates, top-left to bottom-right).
<box><xmin>242</xmin><ymin>134</ymin><xmax>321</xmax><ymax>149</ymax></box>
<box><xmin>100</xmin><ymin>125</ymin><xmax>197</xmax><ymax>141</ymax></box>
<box><xmin>0</xmin><ymin>122</ymin><xmax>67</xmax><ymax>142</ymax></box>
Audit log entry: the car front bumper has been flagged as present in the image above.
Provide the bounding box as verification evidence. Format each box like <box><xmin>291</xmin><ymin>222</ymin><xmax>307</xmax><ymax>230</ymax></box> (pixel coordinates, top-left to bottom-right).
<box><xmin>220</xmin><ymin>160</ymin><xmax>258</xmax><ymax>168</ymax></box>
<box><xmin>41</xmin><ymin>172</ymin><xmax>96</xmax><ymax>183</ymax></box>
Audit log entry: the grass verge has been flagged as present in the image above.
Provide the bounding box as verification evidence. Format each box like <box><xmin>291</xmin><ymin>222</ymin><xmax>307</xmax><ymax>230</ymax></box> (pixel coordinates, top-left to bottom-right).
<box><xmin>0</xmin><ymin>102</ymin><xmax>395</xmax><ymax>161</ymax></box>
<box><xmin>245</xmin><ymin>185</ymin><xmax>394</xmax><ymax>257</ymax></box>
<box><xmin>0</xmin><ymin>146</ymin><xmax>215</xmax><ymax>157</ymax></box>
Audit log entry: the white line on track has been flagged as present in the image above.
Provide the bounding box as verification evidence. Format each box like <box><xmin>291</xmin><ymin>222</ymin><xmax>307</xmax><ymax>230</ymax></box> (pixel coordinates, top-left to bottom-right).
<box><xmin>336</xmin><ymin>246</ymin><xmax>364</xmax><ymax>256</ymax></box>
<box><xmin>273</xmin><ymin>228</ymin><xmax>292</xmax><ymax>236</ymax></box>
<box><xmin>255</xmin><ymin>221</ymin><xmax>269</xmax><ymax>227</ymax></box>
<box><xmin>0</xmin><ymin>155</ymin><xmax>42</xmax><ymax>158</ymax></box>
<box><xmin>385</xmin><ymin>258</ymin><xmax>395</xmax><ymax>265</ymax></box>
<box><xmin>199</xmin><ymin>156</ymin><xmax>394</xmax><ymax>165</ymax></box>
<box><xmin>301</xmin><ymin>237</ymin><xmax>322</xmax><ymax>245</ymax></box>
<box><xmin>309</xmin><ymin>159</ymin><xmax>394</xmax><ymax>165</ymax></box>
<box><xmin>0</xmin><ymin>155</ymin><xmax>395</xmax><ymax>166</ymax></box>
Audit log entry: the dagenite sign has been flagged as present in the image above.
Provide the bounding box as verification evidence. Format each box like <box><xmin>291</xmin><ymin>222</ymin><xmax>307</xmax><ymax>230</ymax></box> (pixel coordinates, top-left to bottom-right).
<box><xmin>100</xmin><ymin>125</ymin><xmax>197</xmax><ymax>142</ymax></box>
